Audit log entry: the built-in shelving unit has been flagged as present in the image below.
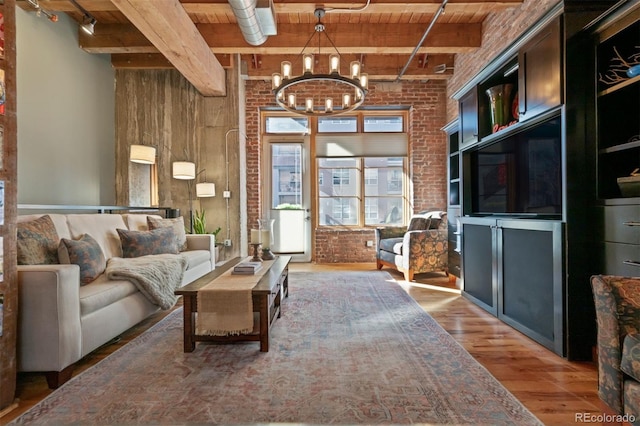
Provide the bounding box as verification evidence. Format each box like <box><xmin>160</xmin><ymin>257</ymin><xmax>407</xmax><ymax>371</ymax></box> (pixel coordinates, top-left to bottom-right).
<box><xmin>443</xmin><ymin>120</ymin><xmax>461</xmax><ymax>281</ymax></box>
<box><xmin>451</xmin><ymin>2</ymin><xmax>628</xmax><ymax>360</ymax></box>
<box><xmin>592</xmin><ymin>2</ymin><xmax>640</xmax><ymax>279</ymax></box>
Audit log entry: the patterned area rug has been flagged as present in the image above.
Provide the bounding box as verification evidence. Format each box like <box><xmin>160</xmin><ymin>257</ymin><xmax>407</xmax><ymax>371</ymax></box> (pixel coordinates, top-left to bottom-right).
<box><xmin>12</xmin><ymin>271</ymin><xmax>542</xmax><ymax>425</ymax></box>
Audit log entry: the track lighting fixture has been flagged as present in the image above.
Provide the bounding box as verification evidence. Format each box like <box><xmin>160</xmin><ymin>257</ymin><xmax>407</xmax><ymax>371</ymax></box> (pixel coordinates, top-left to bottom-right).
<box><xmin>69</xmin><ymin>0</ymin><xmax>97</xmax><ymax>36</ymax></box>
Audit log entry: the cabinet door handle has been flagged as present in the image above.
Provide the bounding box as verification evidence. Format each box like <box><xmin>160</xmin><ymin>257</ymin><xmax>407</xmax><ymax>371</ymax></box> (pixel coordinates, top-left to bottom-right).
<box><xmin>623</xmin><ymin>221</ymin><xmax>640</xmax><ymax>227</ymax></box>
<box><xmin>623</xmin><ymin>260</ymin><xmax>640</xmax><ymax>268</ymax></box>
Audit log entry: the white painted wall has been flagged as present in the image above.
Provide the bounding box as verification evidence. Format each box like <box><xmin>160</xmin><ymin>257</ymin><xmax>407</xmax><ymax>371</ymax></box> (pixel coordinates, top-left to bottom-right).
<box><xmin>16</xmin><ymin>8</ymin><xmax>115</xmax><ymax>205</ymax></box>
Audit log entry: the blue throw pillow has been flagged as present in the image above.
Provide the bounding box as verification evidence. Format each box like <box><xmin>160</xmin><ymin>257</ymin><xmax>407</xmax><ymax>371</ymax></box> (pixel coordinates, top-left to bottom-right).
<box><xmin>117</xmin><ymin>226</ymin><xmax>179</xmax><ymax>258</ymax></box>
<box><xmin>58</xmin><ymin>234</ymin><xmax>106</xmax><ymax>285</ymax></box>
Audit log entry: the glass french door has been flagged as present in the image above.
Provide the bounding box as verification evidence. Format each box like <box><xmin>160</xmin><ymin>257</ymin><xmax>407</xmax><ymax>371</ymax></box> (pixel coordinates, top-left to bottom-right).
<box><xmin>263</xmin><ymin>137</ymin><xmax>311</xmax><ymax>262</ymax></box>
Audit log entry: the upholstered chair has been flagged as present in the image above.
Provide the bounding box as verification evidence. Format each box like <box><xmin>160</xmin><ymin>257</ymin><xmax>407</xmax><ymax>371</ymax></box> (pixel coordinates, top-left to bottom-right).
<box><xmin>591</xmin><ymin>275</ymin><xmax>640</xmax><ymax>421</ymax></box>
<box><xmin>375</xmin><ymin>211</ymin><xmax>448</xmax><ymax>281</ymax></box>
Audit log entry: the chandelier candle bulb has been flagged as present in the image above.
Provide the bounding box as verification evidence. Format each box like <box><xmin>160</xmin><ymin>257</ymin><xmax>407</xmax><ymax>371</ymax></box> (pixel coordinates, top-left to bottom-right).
<box><xmin>282</xmin><ymin>61</ymin><xmax>292</xmax><ymax>79</ymax></box>
<box><xmin>303</xmin><ymin>54</ymin><xmax>314</xmax><ymax>74</ymax></box>
<box><xmin>329</xmin><ymin>54</ymin><xmax>340</xmax><ymax>73</ymax></box>
<box><xmin>272</xmin><ymin>73</ymin><xmax>282</xmax><ymax>90</ymax></box>
<box><xmin>305</xmin><ymin>98</ymin><xmax>314</xmax><ymax>112</ymax></box>
<box><xmin>250</xmin><ymin>229</ymin><xmax>262</xmax><ymax>244</ymax></box>
<box><xmin>343</xmin><ymin>93</ymin><xmax>352</xmax><ymax>108</ymax></box>
<box><xmin>325</xmin><ymin>98</ymin><xmax>333</xmax><ymax>113</ymax></box>
<box><xmin>359</xmin><ymin>73</ymin><xmax>369</xmax><ymax>90</ymax></box>
<box><xmin>288</xmin><ymin>93</ymin><xmax>296</xmax><ymax>108</ymax></box>
<box><xmin>350</xmin><ymin>61</ymin><xmax>361</xmax><ymax>79</ymax></box>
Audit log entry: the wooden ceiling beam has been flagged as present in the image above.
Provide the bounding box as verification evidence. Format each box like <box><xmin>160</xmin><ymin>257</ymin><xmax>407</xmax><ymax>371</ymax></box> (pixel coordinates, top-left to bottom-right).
<box><xmin>33</xmin><ymin>0</ymin><xmax>523</xmax><ymax>16</ymax></box>
<box><xmin>110</xmin><ymin>0</ymin><xmax>226</xmax><ymax>96</ymax></box>
<box><xmin>79</xmin><ymin>22</ymin><xmax>481</xmax><ymax>54</ymax></box>
<box><xmin>111</xmin><ymin>53</ymin><xmax>233</xmax><ymax>69</ymax></box>
<box><xmin>241</xmin><ymin>53</ymin><xmax>455</xmax><ymax>80</ymax></box>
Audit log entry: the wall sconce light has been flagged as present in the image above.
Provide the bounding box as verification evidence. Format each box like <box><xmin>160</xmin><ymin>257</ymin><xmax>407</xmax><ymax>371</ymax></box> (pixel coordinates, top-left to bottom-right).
<box><xmin>129</xmin><ymin>145</ymin><xmax>156</xmax><ymax>164</ymax></box>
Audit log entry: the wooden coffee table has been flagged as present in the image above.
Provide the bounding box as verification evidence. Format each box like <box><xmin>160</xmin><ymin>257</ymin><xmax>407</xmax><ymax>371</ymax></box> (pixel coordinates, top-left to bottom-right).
<box><xmin>175</xmin><ymin>256</ymin><xmax>290</xmax><ymax>352</ymax></box>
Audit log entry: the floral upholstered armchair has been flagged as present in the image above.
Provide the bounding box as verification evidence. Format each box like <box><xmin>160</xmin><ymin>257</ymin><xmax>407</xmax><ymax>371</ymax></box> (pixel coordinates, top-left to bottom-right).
<box><xmin>591</xmin><ymin>275</ymin><xmax>640</xmax><ymax>421</ymax></box>
<box><xmin>375</xmin><ymin>211</ymin><xmax>448</xmax><ymax>281</ymax></box>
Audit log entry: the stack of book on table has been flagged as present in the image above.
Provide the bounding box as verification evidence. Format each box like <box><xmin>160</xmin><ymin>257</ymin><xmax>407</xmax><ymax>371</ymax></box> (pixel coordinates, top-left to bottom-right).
<box><xmin>232</xmin><ymin>261</ymin><xmax>263</xmax><ymax>275</ymax></box>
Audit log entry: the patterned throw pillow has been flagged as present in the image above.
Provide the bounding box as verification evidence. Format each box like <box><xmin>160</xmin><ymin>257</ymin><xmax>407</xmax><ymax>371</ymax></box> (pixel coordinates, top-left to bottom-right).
<box><xmin>58</xmin><ymin>234</ymin><xmax>106</xmax><ymax>285</ymax></box>
<box><xmin>17</xmin><ymin>215</ymin><xmax>60</xmax><ymax>265</ymax></box>
<box><xmin>147</xmin><ymin>216</ymin><xmax>187</xmax><ymax>251</ymax></box>
<box><xmin>117</xmin><ymin>226</ymin><xmax>179</xmax><ymax>258</ymax></box>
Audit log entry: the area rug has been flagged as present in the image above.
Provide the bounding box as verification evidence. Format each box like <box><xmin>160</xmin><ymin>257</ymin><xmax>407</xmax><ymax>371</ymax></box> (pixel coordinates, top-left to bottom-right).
<box><xmin>11</xmin><ymin>271</ymin><xmax>542</xmax><ymax>425</ymax></box>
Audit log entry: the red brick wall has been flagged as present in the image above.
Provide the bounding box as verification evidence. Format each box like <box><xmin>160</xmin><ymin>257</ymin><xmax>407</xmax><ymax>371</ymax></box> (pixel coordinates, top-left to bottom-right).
<box><xmin>245</xmin><ymin>79</ymin><xmax>448</xmax><ymax>263</ymax></box>
<box><xmin>446</xmin><ymin>0</ymin><xmax>559</xmax><ymax>121</ymax></box>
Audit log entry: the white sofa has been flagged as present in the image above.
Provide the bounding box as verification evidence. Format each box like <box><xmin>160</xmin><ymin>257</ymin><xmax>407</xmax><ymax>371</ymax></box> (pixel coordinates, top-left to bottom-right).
<box><xmin>16</xmin><ymin>213</ymin><xmax>215</xmax><ymax>388</ymax></box>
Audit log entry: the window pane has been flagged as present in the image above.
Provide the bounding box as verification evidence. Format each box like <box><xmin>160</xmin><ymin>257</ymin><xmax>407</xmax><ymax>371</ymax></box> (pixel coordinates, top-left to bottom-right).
<box><xmin>364</xmin><ymin>158</ymin><xmax>404</xmax><ymax>196</ymax></box>
<box><xmin>367</xmin><ymin>197</ymin><xmax>403</xmax><ymax>226</ymax></box>
<box><xmin>318</xmin><ymin>168</ymin><xmax>359</xmax><ymax>197</ymax></box>
<box><xmin>265</xmin><ymin>116</ymin><xmax>310</xmax><ymax>134</ymax></box>
<box><xmin>318</xmin><ymin>158</ymin><xmax>358</xmax><ymax>168</ymax></box>
<box><xmin>318</xmin><ymin>116</ymin><xmax>357</xmax><ymax>133</ymax></box>
<box><xmin>364</xmin><ymin>116</ymin><xmax>403</xmax><ymax>132</ymax></box>
<box><xmin>271</xmin><ymin>144</ymin><xmax>303</xmax><ymax>209</ymax></box>
<box><xmin>319</xmin><ymin>197</ymin><xmax>358</xmax><ymax>225</ymax></box>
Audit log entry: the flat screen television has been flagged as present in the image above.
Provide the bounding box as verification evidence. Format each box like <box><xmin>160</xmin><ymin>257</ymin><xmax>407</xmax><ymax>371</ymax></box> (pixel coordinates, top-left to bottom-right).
<box><xmin>467</xmin><ymin>116</ymin><xmax>562</xmax><ymax>218</ymax></box>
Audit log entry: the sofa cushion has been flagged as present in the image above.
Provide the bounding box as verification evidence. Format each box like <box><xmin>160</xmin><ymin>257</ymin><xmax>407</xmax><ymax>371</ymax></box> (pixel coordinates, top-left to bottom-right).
<box><xmin>79</xmin><ymin>274</ymin><xmax>139</xmax><ymax>316</ymax></box>
<box><xmin>147</xmin><ymin>216</ymin><xmax>187</xmax><ymax>251</ymax></box>
<box><xmin>379</xmin><ymin>237</ymin><xmax>403</xmax><ymax>255</ymax></box>
<box><xmin>123</xmin><ymin>213</ymin><xmax>162</xmax><ymax>231</ymax></box>
<box><xmin>117</xmin><ymin>227</ymin><xmax>179</xmax><ymax>258</ymax></box>
<box><xmin>17</xmin><ymin>215</ymin><xmax>60</xmax><ymax>265</ymax></box>
<box><xmin>181</xmin><ymin>249</ymin><xmax>211</xmax><ymax>270</ymax></box>
<box><xmin>58</xmin><ymin>234</ymin><xmax>106</xmax><ymax>285</ymax></box>
<box><xmin>66</xmin><ymin>214</ymin><xmax>128</xmax><ymax>259</ymax></box>
<box><xmin>621</xmin><ymin>333</ymin><xmax>640</xmax><ymax>382</ymax></box>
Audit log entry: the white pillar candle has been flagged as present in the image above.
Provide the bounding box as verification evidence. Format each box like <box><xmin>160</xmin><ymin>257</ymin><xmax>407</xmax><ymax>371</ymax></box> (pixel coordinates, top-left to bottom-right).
<box><xmin>250</xmin><ymin>229</ymin><xmax>261</xmax><ymax>244</ymax></box>
<box><xmin>261</xmin><ymin>229</ymin><xmax>271</xmax><ymax>248</ymax></box>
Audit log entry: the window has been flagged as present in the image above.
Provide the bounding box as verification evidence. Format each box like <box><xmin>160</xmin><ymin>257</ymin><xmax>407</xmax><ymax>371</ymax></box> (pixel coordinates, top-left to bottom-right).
<box><xmin>363</xmin><ymin>116</ymin><xmax>404</xmax><ymax>132</ymax></box>
<box><xmin>265</xmin><ymin>116</ymin><xmax>310</xmax><ymax>134</ymax></box>
<box><xmin>264</xmin><ymin>111</ymin><xmax>408</xmax><ymax>228</ymax></box>
<box><xmin>318</xmin><ymin>157</ymin><xmax>406</xmax><ymax>226</ymax></box>
<box><xmin>318</xmin><ymin>116</ymin><xmax>357</xmax><ymax>133</ymax></box>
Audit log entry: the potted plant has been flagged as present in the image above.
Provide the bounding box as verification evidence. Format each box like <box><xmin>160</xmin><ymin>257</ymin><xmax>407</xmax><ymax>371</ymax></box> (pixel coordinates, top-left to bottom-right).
<box><xmin>192</xmin><ymin>210</ymin><xmax>222</xmax><ymax>261</ymax></box>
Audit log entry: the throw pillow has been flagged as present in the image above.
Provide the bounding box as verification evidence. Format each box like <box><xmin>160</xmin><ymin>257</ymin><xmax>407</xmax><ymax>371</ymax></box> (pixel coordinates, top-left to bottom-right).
<box><xmin>147</xmin><ymin>216</ymin><xmax>187</xmax><ymax>251</ymax></box>
<box><xmin>117</xmin><ymin>226</ymin><xmax>179</xmax><ymax>258</ymax></box>
<box><xmin>58</xmin><ymin>234</ymin><xmax>106</xmax><ymax>285</ymax></box>
<box><xmin>17</xmin><ymin>215</ymin><xmax>60</xmax><ymax>265</ymax></box>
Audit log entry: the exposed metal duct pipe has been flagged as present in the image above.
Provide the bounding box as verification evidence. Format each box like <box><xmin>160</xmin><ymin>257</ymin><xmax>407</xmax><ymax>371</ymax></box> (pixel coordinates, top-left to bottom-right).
<box><xmin>396</xmin><ymin>0</ymin><xmax>448</xmax><ymax>81</ymax></box>
<box><xmin>228</xmin><ymin>0</ymin><xmax>269</xmax><ymax>46</ymax></box>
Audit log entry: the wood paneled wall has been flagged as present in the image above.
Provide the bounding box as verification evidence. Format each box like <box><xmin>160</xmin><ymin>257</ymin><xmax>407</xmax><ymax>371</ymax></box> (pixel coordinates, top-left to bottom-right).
<box><xmin>114</xmin><ymin>65</ymin><xmax>243</xmax><ymax>261</ymax></box>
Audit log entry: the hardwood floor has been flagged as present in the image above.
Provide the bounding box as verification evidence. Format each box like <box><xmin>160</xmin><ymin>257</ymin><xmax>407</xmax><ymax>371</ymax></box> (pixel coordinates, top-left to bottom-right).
<box><xmin>0</xmin><ymin>262</ymin><xmax>624</xmax><ymax>425</ymax></box>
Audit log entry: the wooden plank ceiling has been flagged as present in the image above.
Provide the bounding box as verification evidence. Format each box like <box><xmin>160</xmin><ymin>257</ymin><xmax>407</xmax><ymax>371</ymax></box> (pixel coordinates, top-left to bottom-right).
<box><xmin>20</xmin><ymin>0</ymin><xmax>523</xmax><ymax>95</ymax></box>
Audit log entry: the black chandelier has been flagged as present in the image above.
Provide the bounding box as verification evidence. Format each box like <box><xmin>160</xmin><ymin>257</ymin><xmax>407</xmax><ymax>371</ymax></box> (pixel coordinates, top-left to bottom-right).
<box><xmin>271</xmin><ymin>8</ymin><xmax>368</xmax><ymax>116</ymax></box>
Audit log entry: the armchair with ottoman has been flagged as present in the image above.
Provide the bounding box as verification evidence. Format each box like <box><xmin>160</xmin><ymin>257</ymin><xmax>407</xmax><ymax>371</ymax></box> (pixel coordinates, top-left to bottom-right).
<box><xmin>375</xmin><ymin>210</ymin><xmax>449</xmax><ymax>281</ymax></box>
<box><xmin>591</xmin><ymin>275</ymin><xmax>640</xmax><ymax>422</ymax></box>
